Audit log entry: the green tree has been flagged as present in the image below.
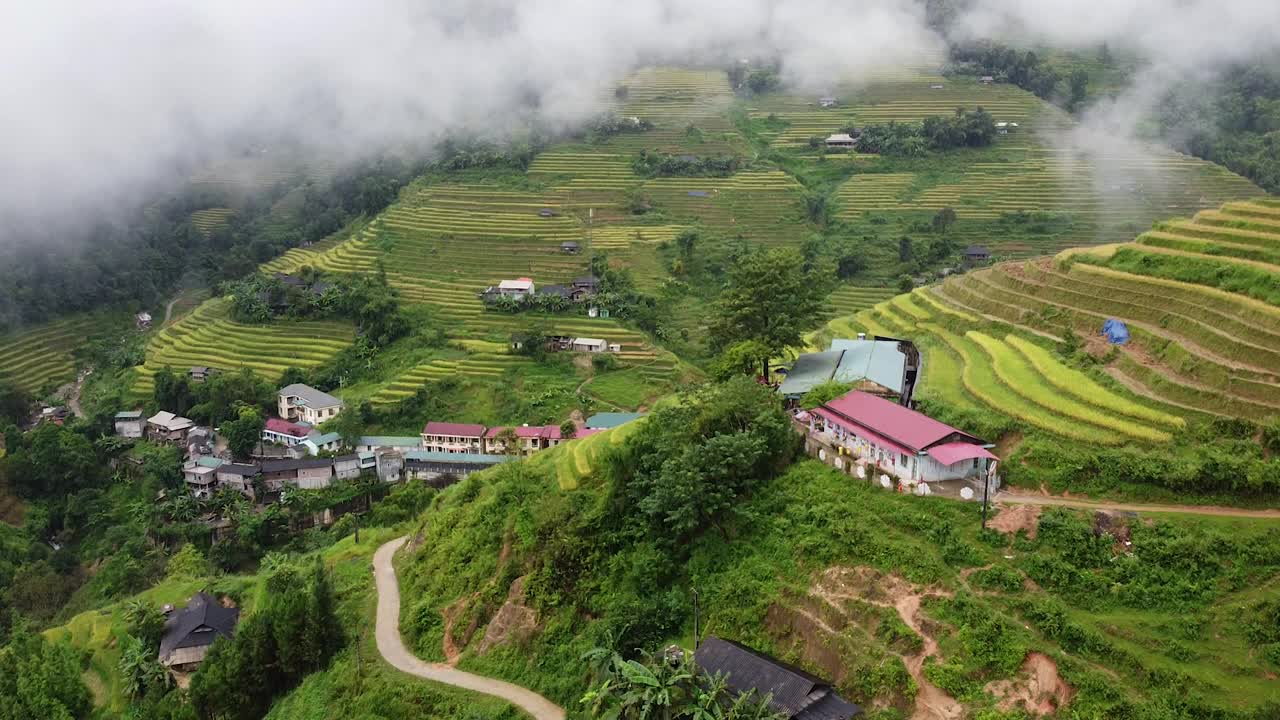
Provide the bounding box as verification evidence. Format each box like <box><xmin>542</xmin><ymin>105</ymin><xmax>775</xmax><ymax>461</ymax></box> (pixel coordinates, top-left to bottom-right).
<box><xmin>709</xmin><ymin>248</ymin><xmax>830</xmax><ymax>377</ymax></box>
<box><xmin>799</xmin><ymin>381</ymin><xmax>856</xmax><ymax>410</ymax></box>
<box><xmin>582</xmin><ymin>645</ymin><xmax>782</xmax><ymax>719</ymax></box>
<box><xmin>166</xmin><ymin>544</ymin><xmax>210</xmax><ymax>580</ymax></box>
<box><xmin>119</xmin><ymin>634</ymin><xmax>170</xmax><ymax>699</ymax></box>
<box><xmin>560</xmin><ymin>419</ymin><xmax>579</xmax><ymax>440</ymax></box>
<box><xmin>493</xmin><ymin>427</ymin><xmax>522</xmax><ymax>457</ymax></box>
<box><xmin>931</xmin><ymin>207</ymin><xmax>957</xmax><ymax>234</ymax></box>
<box><xmin>1069</xmin><ymin>68</ymin><xmax>1090</xmax><ymax>111</ymax></box>
<box><xmin>153</xmin><ymin>367</ymin><xmax>193</xmax><ymax>415</ymax></box>
<box><xmin>123</xmin><ymin>600</ymin><xmax>167</xmax><ymax>650</ymax></box>
<box><xmin>897</xmin><ymin>274</ymin><xmax>915</xmax><ymax>293</ymax></box>
<box><xmin>0</xmin><ymin>627</ymin><xmax>92</xmax><ymax>720</ymax></box>
<box><xmin>221</xmin><ymin>406</ymin><xmax>265</xmax><ymax>461</ymax></box>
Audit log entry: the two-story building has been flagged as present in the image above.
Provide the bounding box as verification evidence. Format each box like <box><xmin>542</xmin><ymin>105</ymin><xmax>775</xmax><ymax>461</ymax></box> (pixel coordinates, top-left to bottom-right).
<box><xmin>183</xmin><ymin>457</ymin><xmax>225</xmax><ymax>498</ymax></box>
<box><xmin>260</xmin><ymin>457</ymin><xmax>335</xmax><ymax>492</ymax></box>
<box><xmin>114</xmin><ymin>410</ymin><xmax>146</xmax><ymax>439</ymax></box>
<box><xmin>148</xmin><ymin>411</ymin><xmax>195</xmax><ymax>444</ymax></box>
<box><xmin>801</xmin><ymin>390</ymin><xmax>995</xmax><ymax>485</ymax></box>
<box><xmin>277</xmin><ymin>384</ymin><xmax>344</xmax><ymax>425</ymax></box>
<box><xmin>421</xmin><ymin>422</ymin><xmax>487</xmax><ymax>454</ymax></box>
<box><xmin>215</xmin><ymin>463</ymin><xmax>261</xmax><ymax>499</ymax></box>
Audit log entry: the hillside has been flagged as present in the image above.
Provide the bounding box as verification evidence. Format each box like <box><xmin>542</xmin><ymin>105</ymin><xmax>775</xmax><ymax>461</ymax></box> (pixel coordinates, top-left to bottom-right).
<box><xmin>388</xmin><ymin>442</ymin><xmax>1280</xmax><ymax>720</ymax></box>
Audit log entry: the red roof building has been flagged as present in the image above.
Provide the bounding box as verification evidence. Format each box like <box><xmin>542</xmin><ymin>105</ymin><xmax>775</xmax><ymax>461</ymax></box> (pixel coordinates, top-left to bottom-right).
<box><xmin>263</xmin><ymin>417</ymin><xmax>314</xmax><ymax>447</ymax></box>
<box><xmin>803</xmin><ymin>390</ymin><xmax>995</xmax><ymax>484</ymax></box>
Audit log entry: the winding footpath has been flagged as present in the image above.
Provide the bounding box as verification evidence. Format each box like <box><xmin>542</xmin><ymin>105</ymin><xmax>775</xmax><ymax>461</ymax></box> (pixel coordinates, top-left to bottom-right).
<box><xmin>372</xmin><ymin>537</ymin><xmax>567</xmax><ymax>720</ymax></box>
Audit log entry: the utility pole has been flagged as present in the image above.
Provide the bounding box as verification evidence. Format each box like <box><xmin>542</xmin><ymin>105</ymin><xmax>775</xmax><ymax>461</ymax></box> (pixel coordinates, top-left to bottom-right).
<box><xmin>692</xmin><ymin>588</ymin><xmax>700</xmax><ymax>650</ymax></box>
<box><xmin>980</xmin><ymin>460</ymin><xmax>997</xmax><ymax>530</ymax></box>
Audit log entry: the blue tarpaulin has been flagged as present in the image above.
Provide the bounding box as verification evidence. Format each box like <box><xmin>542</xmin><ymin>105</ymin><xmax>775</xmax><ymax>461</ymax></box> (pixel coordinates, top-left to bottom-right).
<box><xmin>1103</xmin><ymin>318</ymin><xmax>1130</xmax><ymax>344</ymax></box>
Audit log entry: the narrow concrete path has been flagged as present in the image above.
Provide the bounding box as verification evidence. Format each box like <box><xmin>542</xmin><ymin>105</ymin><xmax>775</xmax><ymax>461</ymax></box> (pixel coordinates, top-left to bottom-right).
<box><xmin>996</xmin><ymin>492</ymin><xmax>1280</xmax><ymax>520</ymax></box>
<box><xmin>373</xmin><ymin>537</ymin><xmax>567</xmax><ymax>720</ymax></box>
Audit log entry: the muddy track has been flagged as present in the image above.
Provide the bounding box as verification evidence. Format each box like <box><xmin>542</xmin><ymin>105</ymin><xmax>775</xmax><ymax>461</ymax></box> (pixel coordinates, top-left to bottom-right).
<box><xmin>995</xmin><ymin>493</ymin><xmax>1280</xmax><ymax>519</ymax></box>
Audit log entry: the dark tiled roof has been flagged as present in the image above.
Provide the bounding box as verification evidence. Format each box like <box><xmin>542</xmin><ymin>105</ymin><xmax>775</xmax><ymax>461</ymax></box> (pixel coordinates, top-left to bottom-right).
<box><xmin>217</xmin><ymin>463</ymin><xmax>261</xmax><ymax>477</ymax></box>
<box><xmin>694</xmin><ymin>637</ymin><xmax>860</xmax><ymax>719</ymax></box>
<box><xmin>158</xmin><ymin>592</ymin><xmax>239</xmax><ymax>660</ymax></box>
<box><xmin>261</xmin><ymin>458</ymin><xmax>333</xmax><ymax>473</ymax></box>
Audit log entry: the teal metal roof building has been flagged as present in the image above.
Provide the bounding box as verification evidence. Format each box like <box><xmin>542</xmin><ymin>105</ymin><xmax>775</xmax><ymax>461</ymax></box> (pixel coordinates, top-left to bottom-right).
<box><xmin>778</xmin><ymin>340</ymin><xmax>908</xmax><ymax>399</ymax></box>
<box><xmin>584</xmin><ymin>412</ymin><xmax>645</xmax><ymax>429</ymax></box>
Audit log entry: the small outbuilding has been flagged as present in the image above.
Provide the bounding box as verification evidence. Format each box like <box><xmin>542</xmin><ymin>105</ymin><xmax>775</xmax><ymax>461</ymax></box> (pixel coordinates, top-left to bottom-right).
<box><xmin>825</xmin><ymin>133</ymin><xmax>858</xmax><ymax>149</ymax></box>
<box><xmin>818</xmin><ymin>96</ymin><xmax>838</xmax><ymax>108</ymax></box>
<box><xmin>538</xmin><ymin>208</ymin><xmax>557</xmax><ymax>218</ymax></box>
<box><xmin>114</xmin><ymin>410</ymin><xmax>145</xmax><ymax>439</ymax></box>
<box><xmin>159</xmin><ymin>592</ymin><xmax>239</xmax><ymax>673</ymax></box>
<box><xmin>980</xmin><ymin>75</ymin><xmax>995</xmax><ymax>84</ymax></box>
<box><xmin>963</xmin><ymin>245</ymin><xmax>992</xmax><ymax>265</ymax></box>
<box><xmin>694</xmin><ymin>637</ymin><xmax>862</xmax><ymax>719</ymax></box>
<box><xmin>560</xmin><ymin>241</ymin><xmax>580</xmax><ymax>254</ymax></box>
<box><xmin>571</xmin><ymin>338</ymin><xmax>608</xmax><ymax>353</ymax></box>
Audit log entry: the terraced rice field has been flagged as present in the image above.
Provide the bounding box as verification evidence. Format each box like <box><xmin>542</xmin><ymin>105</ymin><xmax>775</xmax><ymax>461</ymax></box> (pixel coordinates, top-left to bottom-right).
<box><xmin>924</xmin><ymin>198</ymin><xmax>1280</xmax><ymax>420</ymax></box>
<box><xmin>638</xmin><ymin>171</ymin><xmax>806</xmax><ymax>243</ymax></box>
<box><xmin>130</xmin><ymin>299</ymin><xmax>353</xmax><ymax>396</ymax></box>
<box><xmin>368</xmin><ymin>354</ymin><xmax>535</xmax><ymax>405</ymax></box>
<box><xmin>602</xmin><ymin>67</ymin><xmax>742</xmax><ymax>155</ymax></box>
<box><xmin>0</xmin><ymin>316</ymin><xmax>100</xmax><ymax>393</ymax></box>
<box><xmin>526</xmin><ymin>415</ymin><xmax>647</xmax><ymax>490</ymax></box>
<box><xmin>806</xmin><ymin>255</ymin><xmax>1196</xmax><ymax>443</ymax></box>
<box><xmin>190</xmin><ymin>208</ymin><xmax>234</xmax><ymax>235</ymax></box>
<box><xmin>748</xmin><ymin>76</ymin><xmax>1038</xmax><ymax>147</ymax></box>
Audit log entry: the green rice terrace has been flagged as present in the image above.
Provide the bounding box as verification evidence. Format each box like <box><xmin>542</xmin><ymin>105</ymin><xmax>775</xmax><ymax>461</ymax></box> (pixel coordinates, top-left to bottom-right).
<box><xmin>0</xmin><ymin>315</ymin><xmax>102</xmax><ymax>393</ymax></box>
<box><xmin>129</xmin><ymin>299</ymin><xmax>354</xmax><ymax>397</ymax></box>
<box><xmin>807</xmin><ymin>198</ymin><xmax>1280</xmax><ymax>457</ymax></box>
<box><xmin>122</xmin><ymin>67</ymin><xmax>1269</xmax><ymax>421</ymax></box>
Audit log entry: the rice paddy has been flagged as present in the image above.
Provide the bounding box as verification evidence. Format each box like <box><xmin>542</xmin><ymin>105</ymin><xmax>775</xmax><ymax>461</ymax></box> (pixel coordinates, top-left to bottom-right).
<box><xmin>129</xmin><ymin>299</ymin><xmax>353</xmax><ymax>397</ymax></box>
<box><xmin>190</xmin><ymin>207</ymin><xmax>234</xmax><ymax>235</ymax></box>
<box><xmin>0</xmin><ymin>316</ymin><xmax>101</xmax><ymax>393</ymax></box>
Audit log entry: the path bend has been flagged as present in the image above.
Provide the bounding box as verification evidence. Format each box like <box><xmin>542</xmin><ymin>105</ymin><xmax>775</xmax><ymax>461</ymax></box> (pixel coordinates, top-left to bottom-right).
<box><xmin>373</xmin><ymin>536</ymin><xmax>567</xmax><ymax>720</ymax></box>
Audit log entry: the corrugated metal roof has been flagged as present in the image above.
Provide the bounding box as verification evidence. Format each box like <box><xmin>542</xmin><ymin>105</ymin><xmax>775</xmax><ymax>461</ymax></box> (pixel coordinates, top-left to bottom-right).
<box><xmin>830</xmin><ymin>340</ymin><xmax>906</xmax><ymax>395</ymax></box>
<box><xmin>584</xmin><ymin>412</ymin><xmax>644</xmax><ymax>429</ymax></box>
<box><xmin>777</xmin><ymin>350</ymin><xmax>843</xmax><ymax>397</ymax></box>
<box><xmin>403</xmin><ymin>451</ymin><xmax>510</xmax><ymax>464</ymax></box>
<box><xmin>823</xmin><ymin>391</ymin><xmax>981</xmax><ymax>452</ymax></box>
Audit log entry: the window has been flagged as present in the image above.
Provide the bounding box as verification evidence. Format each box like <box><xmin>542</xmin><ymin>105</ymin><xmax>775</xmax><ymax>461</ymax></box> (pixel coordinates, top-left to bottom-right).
<box><xmin>900</xmin><ymin>453</ymin><xmax>908</xmax><ymax>466</ymax></box>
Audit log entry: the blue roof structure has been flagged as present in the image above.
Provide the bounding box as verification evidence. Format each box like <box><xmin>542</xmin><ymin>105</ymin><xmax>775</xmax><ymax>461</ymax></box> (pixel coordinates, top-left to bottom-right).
<box><xmin>307</xmin><ymin>432</ymin><xmax>342</xmax><ymax>446</ymax></box>
<box><xmin>585</xmin><ymin>412</ymin><xmax>645</xmax><ymax>429</ymax></box>
<box><xmin>359</xmin><ymin>436</ymin><xmax>422</xmax><ymax>448</ymax></box>
<box><xmin>778</xmin><ymin>340</ymin><xmax>907</xmax><ymax>399</ymax></box>
<box><xmin>1103</xmin><ymin>319</ymin><xmax>1130</xmax><ymax>344</ymax></box>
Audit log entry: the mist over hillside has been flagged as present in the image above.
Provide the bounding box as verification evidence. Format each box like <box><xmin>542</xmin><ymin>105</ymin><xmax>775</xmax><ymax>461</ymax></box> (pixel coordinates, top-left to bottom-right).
<box><xmin>3</xmin><ymin>0</ymin><xmax>1278</xmax><ymax>241</ymax></box>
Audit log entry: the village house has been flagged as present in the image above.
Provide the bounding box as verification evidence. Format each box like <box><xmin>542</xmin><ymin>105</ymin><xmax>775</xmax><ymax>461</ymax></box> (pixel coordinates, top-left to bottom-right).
<box><xmin>278</xmin><ymin>383</ymin><xmax>343</xmax><ymax>425</ymax></box>
<box><xmin>963</xmin><ymin>245</ymin><xmax>992</xmax><ymax>265</ymax></box>
<box><xmin>572</xmin><ymin>276</ymin><xmax>601</xmax><ymax>298</ymax></box>
<box><xmin>215</xmin><ymin>463</ymin><xmax>261</xmax><ymax>499</ymax></box>
<box><xmin>302</xmin><ymin>431</ymin><xmax>342</xmax><ymax>456</ymax></box>
<box><xmin>183</xmin><ymin>456</ymin><xmax>225</xmax><ymax>498</ymax></box>
<box><xmin>260</xmin><ymin>457</ymin><xmax>334</xmax><ymax>492</ymax></box>
<box><xmin>356</xmin><ymin>436</ymin><xmax>423</xmax><ymax>453</ymax></box>
<box><xmin>497</xmin><ymin>278</ymin><xmax>536</xmax><ymax>299</ymax></box>
<box><xmin>332</xmin><ymin>454</ymin><xmax>362</xmax><ymax>480</ymax></box>
<box><xmin>825</xmin><ymin>133</ymin><xmax>858</xmax><ymax>149</ymax></box>
<box><xmin>114</xmin><ymin>410</ymin><xmax>145</xmax><ymax>439</ymax></box>
<box><xmin>159</xmin><ymin>592</ymin><xmax>239</xmax><ymax>675</ymax></box>
<box><xmin>779</xmin><ymin>337</ymin><xmax>919</xmax><ymax>405</ymax></box>
<box><xmin>403</xmin><ymin>450</ymin><xmax>509</xmax><ymax>486</ymax></box>
<box><xmin>560</xmin><ymin>241</ymin><xmax>580</xmax><ymax>254</ymax></box>
<box><xmin>188</xmin><ymin>366</ymin><xmax>218</xmax><ymax>383</ymax></box>
<box><xmin>694</xmin><ymin>637</ymin><xmax>862</xmax><ymax>719</ymax></box>
<box><xmin>148</xmin><ymin>411</ymin><xmax>195</xmax><ymax>444</ymax></box>
<box><xmin>995</xmin><ymin>121</ymin><xmax>1019</xmax><ymax>135</ymax></box>
<box><xmin>375</xmin><ymin>451</ymin><xmax>404</xmax><ymax>483</ymax></box>
<box><xmin>357</xmin><ymin>451</ymin><xmax>377</xmax><ymax>473</ymax></box>
<box><xmin>135</xmin><ymin>311</ymin><xmax>152</xmax><ymax>330</ymax></box>
<box><xmin>484</xmin><ymin>425</ymin><xmax>552</xmax><ymax>455</ymax></box>
<box><xmin>818</xmin><ymin>95</ymin><xmax>838</xmax><ymax>108</ymax></box>
<box><xmin>421</xmin><ymin>421</ymin><xmax>487</xmax><ymax>454</ymax></box>
<box><xmin>263</xmin><ymin>418</ymin><xmax>313</xmax><ymax>447</ymax></box>
<box><xmin>980</xmin><ymin>75</ymin><xmax>995</xmax><ymax>84</ymax></box>
<box><xmin>571</xmin><ymin>337</ymin><xmax>609</xmax><ymax>353</ymax></box>
<box><xmin>800</xmin><ymin>390</ymin><xmax>996</xmax><ymax>485</ymax></box>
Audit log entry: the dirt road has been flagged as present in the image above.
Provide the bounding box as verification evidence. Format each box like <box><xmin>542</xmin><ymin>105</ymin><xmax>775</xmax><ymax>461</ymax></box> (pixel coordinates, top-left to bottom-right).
<box><xmin>372</xmin><ymin>537</ymin><xmax>566</xmax><ymax>720</ymax></box>
<box><xmin>995</xmin><ymin>492</ymin><xmax>1280</xmax><ymax>520</ymax></box>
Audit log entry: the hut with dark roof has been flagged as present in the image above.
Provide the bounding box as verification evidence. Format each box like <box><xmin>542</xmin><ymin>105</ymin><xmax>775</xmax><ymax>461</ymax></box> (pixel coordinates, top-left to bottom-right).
<box><xmin>158</xmin><ymin>592</ymin><xmax>240</xmax><ymax>672</ymax></box>
<box><xmin>694</xmin><ymin>637</ymin><xmax>861</xmax><ymax>719</ymax></box>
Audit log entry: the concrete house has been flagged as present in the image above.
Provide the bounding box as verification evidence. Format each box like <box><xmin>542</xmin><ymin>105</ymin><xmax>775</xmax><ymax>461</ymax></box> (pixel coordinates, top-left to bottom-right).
<box><xmin>484</xmin><ymin>425</ymin><xmax>553</xmax><ymax>455</ymax></box>
<box><xmin>114</xmin><ymin>410</ymin><xmax>145</xmax><ymax>439</ymax></box>
<box><xmin>159</xmin><ymin>592</ymin><xmax>239</xmax><ymax>674</ymax></box>
<box><xmin>560</xmin><ymin>241</ymin><xmax>580</xmax><ymax>254</ymax></box>
<box><xmin>260</xmin><ymin>457</ymin><xmax>334</xmax><ymax>492</ymax></box>
<box><xmin>333</xmin><ymin>454</ymin><xmax>362</xmax><ymax>480</ymax></box>
<box><xmin>375</xmin><ymin>451</ymin><xmax>404</xmax><ymax>483</ymax></box>
<box><xmin>497</xmin><ymin>278</ymin><xmax>536</xmax><ymax>299</ymax></box>
<box><xmin>183</xmin><ymin>456</ymin><xmax>225</xmax><ymax>498</ymax></box>
<box><xmin>216</xmin><ymin>463</ymin><xmax>261</xmax><ymax>499</ymax></box>
<box><xmin>421</xmin><ymin>422</ymin><xmax>487</xmax><ymax>454</ymax></box>
<box><xmin>802</xmin><ymin>390</ymin><xmax>995</xmax><ymax>484</ymax></box>
<box><xmin>302</xmin><ymin>431</ymin><xmax>342</xmax><ymax>456</ymax></box>
<box><xmin>147</xmin><ymin>411</ymin><xmax>195</xmax><ymax>444</ymax></box>
<box><xmin>571</xmin><ymin>337</ymin><xmax>608</xmax><ymax>353</ymax></box>
<box><xmin>263</xmin><ymin>418</ymin><xmax>312</xmax><ymax>447</ymax></box>
<box><xmin>278</xmin><ymin>384</ymin><xmax>343</xmax><ymax>425</ymax></box>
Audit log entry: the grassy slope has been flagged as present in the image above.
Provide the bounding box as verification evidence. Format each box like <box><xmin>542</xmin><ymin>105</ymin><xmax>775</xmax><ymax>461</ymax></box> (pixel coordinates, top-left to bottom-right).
<box><xmin>392</xmin><ymin>458</ymin><xmax>1280</xmax><ymax>720</ymax></box>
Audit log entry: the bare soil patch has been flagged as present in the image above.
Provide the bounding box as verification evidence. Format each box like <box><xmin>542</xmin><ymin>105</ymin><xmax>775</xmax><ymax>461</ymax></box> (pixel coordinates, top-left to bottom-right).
<box><xmin>985</xmin><ymin>652</ymin><xmax>1074</xmax><ymax>716</ymax></box>
<box><xmin>988</xmin><ymin>504</ymin><xmax>1041</xmax><ymax>539</ymax></box>
<box><xmin>477</xmin><ymin>576</ymin><xmax>538</xmax><ymax>655</ymax></box>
